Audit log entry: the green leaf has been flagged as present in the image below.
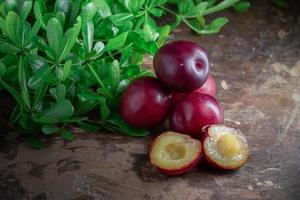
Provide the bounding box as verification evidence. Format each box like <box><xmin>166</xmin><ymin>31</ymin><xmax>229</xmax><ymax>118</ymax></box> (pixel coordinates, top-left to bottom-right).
<box><xmin>77</xmin><ymin>121</ymin><xmax>101</xmax><ymax>132</ymax></box>
<box><xmin>110</xmin><ymin>13</ymin><xmax>134</xmax><ymax>26</ymax></box>
<box><xmin>81</xmin><ymin>2</ymin><xmax>97</xmax><ymax>19</ymax></box>
<box><xmin>1</xmin><ymin>54</ymin><xmax>18</xmax><ymax>66</ymax></box>
<box><xmin>150</xmin><ymin>8</ymin><xmax>163</xmax><ymax>17</ymax></box>
<box><xmin>0</xmin><ymin>18</ymin><xmax>7</xmax><ymax>35</ymax></box>
<box><xmin>69</xmin><ymin>0</ymin><xmax>81</xmax><ymax>24</ymax></box>
<box><xmin>148</xmin><ymin>0</ymin><xmax>167</xmax><ymax>8</ymax></box>
<box><xmin>157</xmin><ymin>25</ymin><xmax>170</xmax><ymax>47</ymax></box>
<box><xmin>74</xmin><ymin>99</ymin><xmax>98</xmax><ymax>116</ymax></box>
<box><xmin>92</xmin><ymin>0</ymin><xmax>111</xmax><ymax>18</ymax></box>
<box><xmin>33</xmin><ymin>0</ymin><xmax>46</xmax><ymax>29</ymax></box>
<box><xmin>55</xmin><ymin>11</ymin><xmax>66</xmax><ymax>27</ymax></box>
<box><xmin>107</xmin><ymin>113</ymin><xmax>149</xmax><ymax>136</ymax></box>
<box><xmin>20</xmin><ymin>1</ymin><xmax>33</xmax><ymax>20</ymax></box>
<box><xmin>47</xmin><ymin>18</ymin><xmax>63</xmax><ymax>60</ymax></box>
<box><xmin>18</xmin><ymin>56</ymin><xmax>31</xmax><ymax>110</ymax></box>
<box><xmin>143</xmin><ymin>24</ymin><xmax>159</xmax><ymax>41</ymax></box>
<box><xmin>99</xmin><ymin>97</ymin><xmax>110</xmax><ymax>121</ymax></box>
<box><xmin>28</xmin><ymin>66</ymin><xmax>50</xmax><ymax>89</ymax></box>
<box><xmin>31</xmin><ymin>36</ymin><xmax>53</xmax><ymax>57</ymax></box>
<box><xmin>5</xmin><ymin>11</ymin><xmax>20</xmax><ymax>44</ymax></box>
<box><xmin>170</xmin><ymin>14</ymin><xmax>181</xmax><ymax>30</ymax></box>
<box><xmin>233</xmin><ymin>1</ymin><xmax>250</xmax><ymax>12</ymax></box>
<box><xmin>27</xmin><ymin>137</ymin><xmax>44</xmax><ymax>149</ymax></box>
<box><xmin>124</xmin><ymin>0</ymin><xmax>145</xmax><ymax>14</ymax></box>
<box><xmin>184</xmin><ymin>2</ymin><xmax>208</xmax><ymax>17</ymax></box>
<box><xmin>105</xmin><ymin>31</ymin><xmax>128</xmax><ymax>51</ymax></box>
<box><xmin>62</xmin><ymin>117</ymin><xmax>88</xmax><ymax>123</ymax></box>
<box><xmin>61</xmin><ymin>130</ymin><xmax>74</xmax><ymax>141</ymax></box>
<box><xmin>184</xmin><ymin>17</ymin><xmax>228</xmax><ymax>34</ymax></box>
<box><xmin>207</xmin><ymin>0</ymin><xmax>217</xmax><ymax>7</ymax></box>
<box><xmin>97</xmin><ymin>88</ymin><xmax>114</xmax><ymax>99</ymax></box>
<box><xmin>34</xmin><ymin>99</ymin><xmax>74</xmax><ymax>124</ymax></box>
<box><xmin>0</xmin><ymin>36</ymin><xmax>20</xmax><ymax>53</ymax></box>
<box><xmin>127</xmin><ymin>31</ymin><xmax>158</xmax><ymax>55</ymax></box>
<box><xmin>56</xmin><ymin>84</ymin><xmax>67</xmax><ymax>101</ymax></box>
<box><xmin>42</xmin><ymin>125</ymin><xmax>60</xmax><ymax>135</ymax></box>
<box><xmin>62</xmin><ymin>60</ymin><xmax>72</xmax><ymax>81</ymax></box>
<box><xmin>55</xmin><ymin>0</ymin><xmax>71</xmax><ymax>15</ymax></box>
<box><xmin>5</xmin><ymin>0</ymin><xmax>17</xmax><ymax>11</ymax></box>
<box><xmin>92</xmin><ymin>41</ymin><xmax>105</xmax><ymax>57</ymax></box>
<box><xmin>107</xmin><ymin>60</ymin><xmax>120</xmax><ymax>91</ymax></box>
<box><xmin>33</xmin><ymin>83</ymin><xmax>48</xmax><ymax>111</ymax></box>
<box><xmin>204</xmin><ymin>17</ymin><xmax>228</xmax><ymax>33</ymax></box>
<box><xmin>0</xmin><ymin>61</ymin><xmax>6</xmax><ymax>77</ymax></box>
<box><xmin>82</xmin><ymin>20</ymin><xmax>94</xmax><ymax>53</ymax></box>
<box><xmin>58</xmin><ymin>16</ymin><xmax>81</xmax><ymax>62</ymax></box>
<box><xmin>203</xmin><ymin>0</ymin><xmax>240</xmax><ymax>16</ymax></box>
<box><xmin>115</xmin><ymin>79</ymin><xmax>130</xmax><ymax>96</ymax></box>
<box><xmin>19</xmin><ymin>113</ymin><xmax>33</xmax><ymax>130</ymax></box>
<box><xmin>178</xmin><ymin>0</ymin><xmax>194</xmax><ymax>15</ymax></box>
<box><xmin>49</xmin><ymin>84</ymin><xmax>66</xmax><ymax>102</ymax></box>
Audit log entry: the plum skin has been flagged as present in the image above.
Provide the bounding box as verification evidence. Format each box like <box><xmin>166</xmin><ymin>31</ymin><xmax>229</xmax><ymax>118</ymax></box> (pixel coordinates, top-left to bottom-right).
<box><xmin>169</xmin><ymin>93</ymin><xmax>224</xmax><ymax>137</ymax></box>
<box><xmin>153</xmin><ymin>40</ymin><xmax>210</xmax><ymax>92</ymax></box>
<box><xmin>172</xmin><ymin>74</ymin><xmax>217</xmax><ymax>102</ymax></box>
<box><xmin>120</xmin><ymin>77</ymin><xmax>171</xmax><ymax>129</ymax></box>
<box><xmin>195</xmin><ymin>74</ymin><xmax>216</xmax><ymax>97</ymax></box>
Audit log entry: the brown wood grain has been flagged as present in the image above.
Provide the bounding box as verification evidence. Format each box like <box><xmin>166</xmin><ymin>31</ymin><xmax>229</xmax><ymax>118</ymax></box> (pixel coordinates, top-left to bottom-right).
<box><xmin>1</xmin><ymin>0</ymin><xmax>300</xmax><ymax>199</ymax></box>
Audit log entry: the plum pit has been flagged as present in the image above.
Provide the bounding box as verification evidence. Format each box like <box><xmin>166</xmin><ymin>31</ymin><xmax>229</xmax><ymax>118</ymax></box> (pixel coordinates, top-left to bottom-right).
<box><xmin>217</xmin><ymin>134</ymin><xmax>241</xmax><ymax>157</ymax></box>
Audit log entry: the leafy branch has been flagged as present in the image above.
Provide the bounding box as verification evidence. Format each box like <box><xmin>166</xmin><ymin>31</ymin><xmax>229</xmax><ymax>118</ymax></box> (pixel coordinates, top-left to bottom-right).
<box><xmin>0</xmin><ymin>0</ymin><xmax>247</xmax><ymax>148</ymax></box>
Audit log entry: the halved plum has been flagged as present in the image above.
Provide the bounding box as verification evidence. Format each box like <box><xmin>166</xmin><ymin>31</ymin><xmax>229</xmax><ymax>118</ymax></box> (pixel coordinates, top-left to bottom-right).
<box><xmin>203</xmin><ymin>125</ymin><xmax>249</xmax><ymax>170</ymax></box>
<box><xmin>150</xmin><ymin>131</ymin><xmax>202</xmax><ymax>175</ymax></box>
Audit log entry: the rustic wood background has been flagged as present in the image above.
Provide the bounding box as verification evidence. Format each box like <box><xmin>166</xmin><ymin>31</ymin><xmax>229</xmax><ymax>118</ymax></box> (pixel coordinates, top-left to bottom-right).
<box><xmin>1</xmin><ymin>0</ymin><xmax>300</xmax><ymax>199</ymax></box>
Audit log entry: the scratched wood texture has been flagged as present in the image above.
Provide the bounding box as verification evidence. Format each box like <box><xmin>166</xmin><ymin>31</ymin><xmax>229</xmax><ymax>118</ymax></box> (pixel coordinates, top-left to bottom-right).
<box><xmin>1</xmin><ymin>1</ymin><xmax>300</xmax><ymax>200</ymax></box>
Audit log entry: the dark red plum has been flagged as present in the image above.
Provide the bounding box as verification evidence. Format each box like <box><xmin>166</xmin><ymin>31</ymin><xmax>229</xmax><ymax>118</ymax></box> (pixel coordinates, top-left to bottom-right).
<box><xmin>171</xmin><ymin>74</ymin><xmax>217</xmax><ymax>102</ymax></box>
<box><xmin>153</xmin><ymin>40</ymin><xmax>210</xmax><ymax>92</ymax></box>
<box><xmin>120</xmin><ymin>77</ymin><xmax>171</xmax><ymax>129</ymax></box>
<box><xmin>169</xmin><ymin>92</ymin><xmax>224</xmax><ymax>137</ymax></box>
<box><xmin>195</xmin><ymin>74</ymin><xmax>216</xmax><ymax>97</ymax></box>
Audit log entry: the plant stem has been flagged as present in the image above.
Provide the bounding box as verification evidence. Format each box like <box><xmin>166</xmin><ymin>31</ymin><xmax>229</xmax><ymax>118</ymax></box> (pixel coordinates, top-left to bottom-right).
<box><xmin>87</xmin><ymin>63</ymin><xmax>105</xmax><ymax>89</ymax></box>
<box><xmin>203</xmin><ymin>0</ymin><xmax>240</xmax><ymax>16</ymax></box>
<box><xmin>159</xmin><ymin>5</ymin><xmax>178</xmax><ymax>16</ymax></box>
<box><xmin>182</xmin><ymin>18</ymin><xmax>201</xmax><ymax>34</ymax></box>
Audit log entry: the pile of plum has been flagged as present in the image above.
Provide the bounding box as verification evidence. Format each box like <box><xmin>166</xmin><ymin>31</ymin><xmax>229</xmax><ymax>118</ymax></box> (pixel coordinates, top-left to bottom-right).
<box><xmin>120</xmin><ymin>41</ymin><xmax>249</xmax><ymax>175</ymax></box>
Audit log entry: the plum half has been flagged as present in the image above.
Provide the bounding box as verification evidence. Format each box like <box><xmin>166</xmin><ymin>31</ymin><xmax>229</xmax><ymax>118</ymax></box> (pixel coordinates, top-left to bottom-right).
<box><xmin>150</xmin><ymin>131</ymin><xmax>202</xmax><ymax>175</ymax></box>
<box><xmin>120</xmin><ymin>77</ymin><xmax>171</xmax><ymax>129</ymax></box>
<box><xmin>203</xmin><ymin>125</ymin><xmax>249</xmax><ymax>170</ymax></box>
<box><xmin>169</xmin><ymin>92</ymin><xmax>224</xmax><ymax>137</ymax></box>
<box><xmin>153</xmin><ymin>40</ymin><xmax>210</xmax><ymax>92</ymax></box>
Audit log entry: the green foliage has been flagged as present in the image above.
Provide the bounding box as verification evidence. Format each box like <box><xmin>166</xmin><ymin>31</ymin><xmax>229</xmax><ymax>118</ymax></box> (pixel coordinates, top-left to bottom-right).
<box><xmin>0</xmin><ymin>0</ymin><xmax>243</xmax><ymax>147</ymax></box>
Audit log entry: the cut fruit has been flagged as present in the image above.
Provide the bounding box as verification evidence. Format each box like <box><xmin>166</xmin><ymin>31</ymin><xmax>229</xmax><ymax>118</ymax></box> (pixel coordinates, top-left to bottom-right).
<box><xmin>150</xmin><ymin>131</ymin><xmax>202</xmax><ymax>175</ymax></box>
<box><xmin>217</xmin><ymin>134</ymin><xmax>241</xmax><ymax>157</ymax></box>
<box><xmin>203</xmin><ymin>125</ymin><xmax>249</xmax><ymax>170</ymax></box>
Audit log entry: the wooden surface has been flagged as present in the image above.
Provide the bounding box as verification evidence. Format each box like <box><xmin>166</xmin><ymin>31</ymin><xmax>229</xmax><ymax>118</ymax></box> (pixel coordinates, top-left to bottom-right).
<box><xmin>1</xmin><ymin>1</ymin><xmax>300</xmax><ymax>199</ymax></box>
